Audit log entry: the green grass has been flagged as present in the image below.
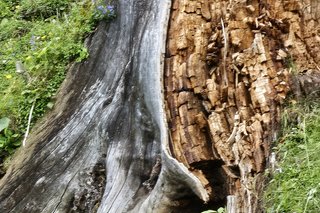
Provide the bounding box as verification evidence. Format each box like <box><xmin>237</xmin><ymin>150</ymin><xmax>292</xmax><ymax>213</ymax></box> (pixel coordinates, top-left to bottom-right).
<box><xmin>264</xmin><ymin>100</ymin><xmax>320</xmax><ymax>213</ymax></box>
<box><xmin>0</xmin><ymin>0</ymin><xmax>115</xmax><ymax>160</ymax></box>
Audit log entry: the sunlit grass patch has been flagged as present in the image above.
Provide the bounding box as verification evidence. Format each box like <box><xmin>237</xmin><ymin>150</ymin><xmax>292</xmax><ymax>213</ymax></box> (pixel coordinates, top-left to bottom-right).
<box><xmin>264</xmin><ymin>100</ymin><xmax>320</xmax><ymax>212</ymax></box>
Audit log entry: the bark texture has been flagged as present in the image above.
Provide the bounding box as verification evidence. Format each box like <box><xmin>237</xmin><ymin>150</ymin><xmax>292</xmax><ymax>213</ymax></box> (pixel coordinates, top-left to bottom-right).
<box><xmin>164</xmin><ymin>0</ymin><xmax>320</xmax><ymax>212</ymax></box>
<box><xmin>0</xmin><ymin>0</ymin><xmax>319</xmax><ymax>213</ymax></box>
<box><xmin>0</xmin><ymin>0</ymin><xmax>175</xmax><ymax>212</ymax></box>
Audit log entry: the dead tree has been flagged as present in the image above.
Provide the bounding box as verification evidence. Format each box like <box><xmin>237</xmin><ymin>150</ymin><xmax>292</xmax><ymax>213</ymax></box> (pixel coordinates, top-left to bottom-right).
<box><xmin>0</xmin><ymin>0</ymin><xmax>319</xmax><ymax>212</ymax></box>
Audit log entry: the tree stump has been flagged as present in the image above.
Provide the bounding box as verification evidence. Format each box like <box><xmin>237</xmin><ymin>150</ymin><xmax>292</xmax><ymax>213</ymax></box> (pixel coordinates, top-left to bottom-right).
<box><xmin>0</xmin><ymin>0</ymin><xmax>320</xmax><ymax>212</ymax></box>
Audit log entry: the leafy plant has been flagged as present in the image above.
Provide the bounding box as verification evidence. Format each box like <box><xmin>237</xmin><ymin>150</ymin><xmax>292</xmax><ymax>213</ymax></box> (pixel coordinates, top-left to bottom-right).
<box><xmin>92</xmin><ymin>2</ymin><xmax>116</xmax><ymax>22</ymax></box>
<box><xmin>0</xmin><ymin>118</ymin><xmax>20</xmax><ymax>153</ymax></box>
<box><xmin>0</xmin><ymin>118</ymin><xmax>10</xmax><ymax>132</ymax></box>
<box><xmin>0</xmin><ymin>0</ymin><xmax>116</xmax><ymax>165</ymax></box>
<box><xmin>0</xmin><ymin>129</ymin><xmax>21</xmax><ymax>153</ymax></box>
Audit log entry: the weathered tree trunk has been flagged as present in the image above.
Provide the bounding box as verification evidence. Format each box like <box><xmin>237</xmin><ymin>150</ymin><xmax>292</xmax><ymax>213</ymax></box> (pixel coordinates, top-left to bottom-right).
<box><xmin>165</xmin><ymin>0</ymin><xmax>320</xmax><ymax>212</ymax></box>
<box><xmin>0</xmin><ymin>0</ymin><xmax>175</xmax><ymax>212</ymax></box>
<box><xmin>0</xmin><ymin>0</ymin><xmax>319</xmax><ymax>212</ymax></box>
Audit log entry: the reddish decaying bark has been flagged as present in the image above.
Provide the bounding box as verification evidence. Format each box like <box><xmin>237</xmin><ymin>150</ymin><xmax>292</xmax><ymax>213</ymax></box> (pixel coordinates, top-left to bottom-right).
<box><xmin>164</xmin><ymin>0</ymin><xmax>320</xmax><ymax>211</ymax></box>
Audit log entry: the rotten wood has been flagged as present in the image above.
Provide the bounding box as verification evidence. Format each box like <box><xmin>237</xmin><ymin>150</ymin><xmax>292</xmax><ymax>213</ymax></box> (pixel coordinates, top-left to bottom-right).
<box><xmin>165</xmin><ymin>0</ymin><xmax>320</xmax><ymax>212</ymax></box>
<box><xmin>0</xmin><ymin>0</ymin><xmax>319</xmax><ymax>212</ymax></box>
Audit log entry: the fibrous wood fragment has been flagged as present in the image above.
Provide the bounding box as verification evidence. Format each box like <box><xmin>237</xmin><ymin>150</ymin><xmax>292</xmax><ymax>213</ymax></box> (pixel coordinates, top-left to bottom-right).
<box><xmin>165</xmin><ymin>0</ymin><xmax>320</xmax><ymax>211</ymax></box>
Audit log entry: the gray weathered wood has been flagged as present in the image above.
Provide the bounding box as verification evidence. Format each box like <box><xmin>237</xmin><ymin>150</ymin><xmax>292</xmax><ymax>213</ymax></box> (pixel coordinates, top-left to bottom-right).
<box><xmin>0</xmin><ymin>0</ymin><xmax>211</xmax><ymax>212</ymax></box>
<box><xmin>227</xmin><ymin>195</ymin><xmax>237</xmax><ymax>213</ymax></box>
<box><xmin>0</xmin><ymin>0</ymin><xmax>208</xmax><ymax>213</ymax></box>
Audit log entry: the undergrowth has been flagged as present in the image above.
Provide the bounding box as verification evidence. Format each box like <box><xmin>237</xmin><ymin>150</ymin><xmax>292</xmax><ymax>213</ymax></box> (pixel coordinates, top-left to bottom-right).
<box><xmin>201</xmin><ymin>207</ymin><xmax>225</xmax><ymax>213</ymax></box>
<box><xmin>0</xmin><ymin>0</ymin><xmax>116</xmax><ymax>171</ymax></box>
<box><xmin>264</xmin><ymin>99</ymin><xmax>320</xmax><ymax>212</ymax></box>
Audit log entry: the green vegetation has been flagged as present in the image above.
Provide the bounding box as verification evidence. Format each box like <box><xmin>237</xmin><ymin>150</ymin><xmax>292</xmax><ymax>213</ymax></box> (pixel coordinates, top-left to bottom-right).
<box><xmin>201</xmin><ymin>207</ymin><xmax>225</xmax><ymax>213</ymax></box>
<box><xmin>0</xmin><ymin>0</ymin><xmax>115</xmax><ymax>162</ymax></box>
<box><xmin>284</xmin><ymin>54</ymin><xmax>298</xmax><ymax>75</ymax></box>
<box><xmin>264</xmin><ymin>100</ymin><xmax>320</xmax><ymax>212</ymax></box>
